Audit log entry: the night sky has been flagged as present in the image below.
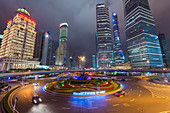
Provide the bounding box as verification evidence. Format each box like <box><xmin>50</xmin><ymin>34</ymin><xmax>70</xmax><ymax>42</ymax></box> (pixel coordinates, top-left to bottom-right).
<box><xmin>0</xmin><ymin>0</ymin><xmax>170</xmax><ymax>67</ymax></box>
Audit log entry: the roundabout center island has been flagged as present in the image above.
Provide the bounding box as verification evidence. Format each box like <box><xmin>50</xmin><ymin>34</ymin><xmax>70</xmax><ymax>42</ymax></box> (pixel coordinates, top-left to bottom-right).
<box><xmin>44</xmin><ymin>75</ymin><xmax>122</xmax><ymax>97</ymax></box>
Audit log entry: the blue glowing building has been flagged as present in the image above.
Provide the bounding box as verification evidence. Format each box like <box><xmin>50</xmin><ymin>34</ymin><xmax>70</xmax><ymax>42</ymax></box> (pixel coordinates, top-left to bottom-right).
<box><xmin>112</xmin><ymin>12</ymin><xmax>125</xmax><ymax>65</ymax></box>
<box><xmin>123</xmin><ymin>0</ymin><xmax>164</xmax><ymax>68</ymax></box>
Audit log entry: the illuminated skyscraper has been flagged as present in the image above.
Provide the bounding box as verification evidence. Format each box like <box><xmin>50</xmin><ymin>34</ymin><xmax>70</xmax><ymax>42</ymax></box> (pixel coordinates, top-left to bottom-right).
<box><xmin>123</xmin><ymin>0</ymin><xmax>164</xmax><ymax>68</ymax></box>
<box><xmin>0</xmin><ymin>8</ymin><xmax>40</xmax><ymax>71</ymax></box>
<box><xmin>92</xmin><ymin>55</ymin><xmax>96</xmax><ymax>68</ymax></box>
<box><xmin>96</xmin><ymin>3</ymin><xmax>114</xmax><ymax>68</ymax></box>
<box><xmin>112</xmin><ymin>12</ymin><xmax>125</xmax><ymax>65</ymax></box>
<box><xmin>158</xmin><ymin>33</ymin><xmax>170</xmax><ymax>67</ymax></box>
<box><xmin>0</xmin><ymin>35</ymin><xmax>3</xmax><ymax>47</ymax></box>
<box><xmin>55</xmin><ymin>23</ymin><xmax>69</xmax><ymax>67</ymax></box>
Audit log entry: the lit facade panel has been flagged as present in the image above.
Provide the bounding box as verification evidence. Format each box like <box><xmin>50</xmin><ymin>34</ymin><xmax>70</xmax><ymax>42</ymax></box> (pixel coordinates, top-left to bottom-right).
<box><xmin>123</xmin><ymin>0</ymin><xmax>164</xmax><ymax>68</ymax></box>
<box><xmin>96</xmin><ymin>3</ymin><xmax>114</xmax><ymax>68</ymax></box>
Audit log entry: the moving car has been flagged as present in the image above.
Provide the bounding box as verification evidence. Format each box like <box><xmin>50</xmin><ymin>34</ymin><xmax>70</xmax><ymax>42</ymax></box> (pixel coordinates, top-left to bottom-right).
<box><xmin>32</xmin><ymin>95</ymin><xmax>42</xmax><ymax>104</ymax></box>
<box><xmin>121</xmin><ymin>79</ymin><xmax>127</xmax><ymax>81</ymax></box>
<box><xmin>114</xmin><ymin>91</ymin><xmax>126</xmax><ymax>97</ymax></box>
<box><xmin>33</xmin><ymin>83</ymin><xmax>39</xmax><ymax>86</ymax></box>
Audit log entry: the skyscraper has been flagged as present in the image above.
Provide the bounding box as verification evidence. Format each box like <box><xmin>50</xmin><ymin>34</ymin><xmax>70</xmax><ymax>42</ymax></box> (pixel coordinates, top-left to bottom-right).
<box><xmin>123</xmin><ymin>0</ymin><xmax>164</xmax><ymax>68</ymax></box>
<box><xmin>55</xmin><ymin>23</ymin><xmax>69</xmax><ymax>67</ymax></box>
<box><xmin>0</xmin><ymin>8</ymin><xmax>40</xmax><ymax>71</ymax></box>
<box><xmin>95</xmin><ymin>32</ymin><xmax>99</xmax><ymax>68</ymax></box>
<box><xmin>92</xmin><ymin>55</ymin><xmax>96</xmax><ymax>68</ymax></box>
<box><xmin>41</xmin><ymin>32</ymin><xmax>50</xmax><ymax>65</ymax></box>
<box><xmin>34</xmin><ymin>32</ymin><xmax>43</xmax><ymax>61</ymax></box>
<box><xmin>0</xmin><ymin>35</ymin><xmax>3</xmax><ymax>47</ymax></box>
<box><xmin>158</xmin><ymin>33</ymin><xmax>170</xmax><ymax>67</ymax></box>
<box><xmin>112</xmin><ymin>12</ymin><xmax>125</xmax><ymax>65</ymax></box>
<box><xmin>96</xmin><ymin>3</ymin><xmax>114</xmax><ymax>68</ymax></box>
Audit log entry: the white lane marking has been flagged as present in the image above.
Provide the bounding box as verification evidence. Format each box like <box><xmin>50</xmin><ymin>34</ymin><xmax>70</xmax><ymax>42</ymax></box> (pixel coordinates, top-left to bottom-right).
<box><xmin>51</xmin><ymin>99</ymin><xmax>57</xmax><ymax>101</ymax></box>
<box><xmin>139</xmin><ymin>94</ymin><xmax>141</xmax><ymax>97</ymax></box>
<box><xmin>123</xmin><ymin>103</ymin><xmax>130</xmax><ymax>107</ymax></box>
<box><xmin>105</xmin><ymin>99</ymin><xmax>112</xmax><ymax>101</ymax></box>
<box><xmin>130</xmin><ymin>99</ymin><xmax>135</xmax><ymax>102</ymax></box>
<box><xmin>61</xmin><ymin>107</ymin><xmax>70</xmax><ymax>110</ymax></box>
<box><xmin>88</xmin><ymin>107</ymin><xmax>98</xmax><ymax>109</ymax></box>
<box><xmin>112</xmin><ymin>104</ymin><xmax>119</xmax><ymax>107</ymax></box>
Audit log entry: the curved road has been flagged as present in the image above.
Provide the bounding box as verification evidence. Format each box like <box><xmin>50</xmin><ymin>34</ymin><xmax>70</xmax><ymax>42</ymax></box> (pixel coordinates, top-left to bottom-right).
<box><xmin>11</xmin><ymin>77</ymin><xmax>170</xmax><ymax>113</ymax></box>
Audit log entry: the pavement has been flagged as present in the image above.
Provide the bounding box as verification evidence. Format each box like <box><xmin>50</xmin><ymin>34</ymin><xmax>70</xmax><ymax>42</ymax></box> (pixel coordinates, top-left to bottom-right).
<box><xmin>7</xmin><ymin>76</ymin><xmax>170</xmax><ymax>113</ymax></box>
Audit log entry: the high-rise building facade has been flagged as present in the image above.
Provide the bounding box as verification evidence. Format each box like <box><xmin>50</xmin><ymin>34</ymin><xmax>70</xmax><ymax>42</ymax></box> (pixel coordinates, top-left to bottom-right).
<box><xmin>0</xmin><ymin>35</ymin><xmax>3</xmax><ymax>47</ymax></box>
<box><xmin>123</xmin><ymin>0</ymin><xmax>164</xmax><ymax>68</ymax></box>
<box><xmin>158</xmin><ymin>33</ymin><xmax>170</xmax><ymax>67</ymax></box>
<box><xmin>34</xmin><ymin>32</ymin><xmax>43</xmax><ymax>61</ymax></box>
<box><xmin>112</xmin><ymin>12</ymin><xmax>125</xmax><ymax>65</ymax></box>
<box><xmin>92</xmin><ymin>55</ymin><xmax>96</xmax><ymax>68</ymax></box>
<box><xmin>0</xmin><ymin>8</ymin><xmax>36</xmax><ymax>59</ymax></box>
<box><xmin>0</xmin><ymin>8</ymin><xmax>40</xmax><ymax>71</ymax></box>
<box><xmin>95</xmin><ymin>32</ymin><xmax>99</xmax><ymax>68</ymax></box>
<box><xmin>96</xmin><ymin>3</ymin><xmax>114</xmax><ymax>68</ymax></box>
<box><xmin>55</xmin><ymin>23</ymin><xmax>69</xmax><ymax>67</ymax></box>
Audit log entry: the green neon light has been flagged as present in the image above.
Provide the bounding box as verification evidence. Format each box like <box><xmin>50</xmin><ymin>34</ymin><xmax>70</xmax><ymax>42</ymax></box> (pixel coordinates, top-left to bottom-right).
<box><xmin>17</xmin><ymin>8</ymin><xmax>30</xmax><ymax>16</ymax></box>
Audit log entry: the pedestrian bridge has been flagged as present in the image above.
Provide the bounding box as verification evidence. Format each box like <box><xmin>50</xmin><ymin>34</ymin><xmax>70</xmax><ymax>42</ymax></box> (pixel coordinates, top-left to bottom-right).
<box><xmin>0</xmin><ymin>68</ymin><xmax>170</xmax><ymax>77</ymax></box>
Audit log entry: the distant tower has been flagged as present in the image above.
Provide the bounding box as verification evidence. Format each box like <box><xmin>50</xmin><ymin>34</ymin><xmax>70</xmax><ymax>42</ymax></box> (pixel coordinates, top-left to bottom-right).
<box><xmin>55</xmin><ymin>23</ymin><xmax>69</xmax><ymax>67</ymax></box>
<box><xmin>123</xmin><ymin>0</ymin><xmax>164</xmax><ymax>68</ymax></box>
<box><xmin>41</xmin><ymin>32</ymin><xmax>50</xmax><ymax>65</ymax></box>
<box><xmin>0</xmin><ymin>35</ymin><xmax>3</xmax><ymax>47</ymax></box>
<box><xmin>92</xmin><ymin>55</ymin><xmax>96</xmax><ymax>68</ymax></box>
<box><xmin>96</xmin><ymin>3</ymin><xmax>114</xmax><ymax>68</ymax></box>
<box><xmin>158</xmin><ymin>33</ymin><xmax>170</xmax><ymax>67</ymax></box>
<box><xmin>112</xmin><ymin>12</ymin><xmax>125</xmax><ymax>65</ymax></box>
<box><xmin>95</xmin><ymin>32</ymin><xmax>99</xmax><ymax>68</ymax></box>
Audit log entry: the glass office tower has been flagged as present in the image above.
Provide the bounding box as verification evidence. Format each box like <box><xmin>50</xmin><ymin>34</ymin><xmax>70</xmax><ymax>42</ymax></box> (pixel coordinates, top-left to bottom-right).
<box><xmin>55</xmin><ymin>23</ymin><xmax>69</xmax><ymax>67</ymax></box>
<box><xmin>96</xmin><ymin>3</ymin><xmax>114</xmax><ymax>68</ymax></box>
<box><xmin>158</xmin><ymin>33</ymin><xmax>170</xmax><ymax>67</ymax></box>
<box><xmin>123</xmin><ymin>0</ymin><xmax>164</xmax><ymax>68</ymax></box>
<box><xmin>112</xmin><ymin>12</ymin><xmax>125</xmax><ymax>65</ymax></box>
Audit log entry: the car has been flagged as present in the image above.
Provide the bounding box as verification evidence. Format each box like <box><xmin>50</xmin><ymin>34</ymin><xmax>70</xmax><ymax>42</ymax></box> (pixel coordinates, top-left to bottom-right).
<box><xmin>121</xmin><ymin>79</ymin><xmax>127</xmax><ymax>81</ymax></box>
<box><xmin>114</xmin><ymin>91</ymin><xmax>126</xmax><ymax>97</ymax></box>
<box><xmin>32</xmin><ymin>95</ymin><xmax>42</xmax><ymax>104</ymax></box>
<box><xmin>33</xmin><ymin>83</ymin><xmax>39</xmax><ymax>86</ymax></box>
<box><xmin>24</xmin><ymin>82</ymin><xmax>29</xmax><ymax>85</ymax></box>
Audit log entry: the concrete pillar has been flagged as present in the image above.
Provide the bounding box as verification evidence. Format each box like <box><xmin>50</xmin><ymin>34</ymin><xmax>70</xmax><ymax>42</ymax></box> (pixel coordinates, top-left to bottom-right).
<box><xmin>6</xmin><ymin>63</ymin><xmax>10</xmax><ymax>71</ymax></box>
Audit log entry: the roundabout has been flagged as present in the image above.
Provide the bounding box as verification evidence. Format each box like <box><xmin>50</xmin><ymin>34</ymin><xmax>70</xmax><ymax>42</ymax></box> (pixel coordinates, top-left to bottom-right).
<box><xmin>44</xmin><ymin>75</ymin><xmax>122</xmax><ymax>96</ymax></box>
